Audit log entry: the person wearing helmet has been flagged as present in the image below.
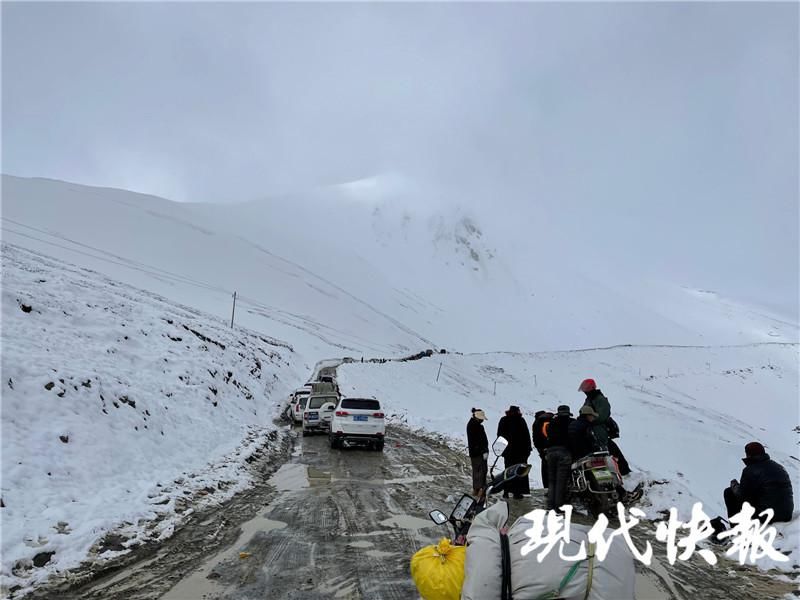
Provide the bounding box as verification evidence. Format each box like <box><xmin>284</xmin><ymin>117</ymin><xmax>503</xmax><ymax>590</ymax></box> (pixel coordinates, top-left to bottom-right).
<box><xmin>579</xmin><ymin>378</ymin><xmax>631</xmax><ymax>475</ymax></box>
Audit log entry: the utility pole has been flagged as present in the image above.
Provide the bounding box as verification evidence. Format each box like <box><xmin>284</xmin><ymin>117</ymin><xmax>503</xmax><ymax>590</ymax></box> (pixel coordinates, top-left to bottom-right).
<box><xmin>436</xmin><ymin>362</ymin><xmax>442</xmax><ymax>382</ymax></box>
<box><xmin>493</xmin><ymin>381</ymin><xmax>497</xmax><ymax>396</ymax></box>
<box><xmin>230</xmin><ymin>291</ymin><xmax>237</xmax><ymax>328</ymax></box>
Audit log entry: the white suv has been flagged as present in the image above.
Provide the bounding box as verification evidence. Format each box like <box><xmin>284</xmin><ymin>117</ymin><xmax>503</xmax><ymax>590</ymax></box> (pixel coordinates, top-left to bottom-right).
<box><xmin>329</xmin><ymin>397</ymin><xmax>385</xmax><ymax>451</ymax></box>
<box><xmin>302</xmin><ymin>393</ymin><xmax>338</xmax><ymax>435</ymax></box>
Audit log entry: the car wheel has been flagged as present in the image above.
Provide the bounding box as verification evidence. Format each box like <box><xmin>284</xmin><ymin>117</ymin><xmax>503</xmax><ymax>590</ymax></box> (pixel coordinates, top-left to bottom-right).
<box><xmin>329</xmin><ymin>436</ymin><xmax>338</xmax><ymax>449</ymax></box>
<box><xmin>375</xmin><ymin>441</ymin><xmax>384</xmax><ymax>452</ymax></box>
<box><xmin>302</xmin><ymin>430</ymin><xmax>308</xmax><ymax>437</ymax></box>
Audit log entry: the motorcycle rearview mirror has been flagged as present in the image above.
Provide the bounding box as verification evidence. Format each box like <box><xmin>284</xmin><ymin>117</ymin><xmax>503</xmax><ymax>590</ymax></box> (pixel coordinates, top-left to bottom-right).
<box><xmin>429</xmin><ymin>510</ymin><xmax>448</xmax><ymax>525</ymax></box>
<box><xmin>492</xmin><ymin>436</ymin><xmax>508</xmax><ymax>457</ymax></box>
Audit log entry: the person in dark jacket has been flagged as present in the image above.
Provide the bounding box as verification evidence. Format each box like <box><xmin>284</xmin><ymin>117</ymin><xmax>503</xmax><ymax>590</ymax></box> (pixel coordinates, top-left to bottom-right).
<box><xmin>568</xmin><ymin>405</ymin><xmax>600</xmax><ymax>460</ymax></box>
<box><xmin>466</xmin><ymin>408</ymin><xmax>489</xmax><ymax>495</ymax></box>
<box><xmin>724</xmin><ymin>442</ymin><xmax>794</xmax><ymax>523</ymax></box>
<box><xmin>497</xmin><ymin>405</ymin><xmax>532</xmax><ymax>499</ymax></box>
<box><xmin>532</xmin><ymin>410</ymin><xmax>554</xmax><ymax>489</ymax></box>
<box><xmin>546</xmin><ymin>405</ymin><xmax>574</xmax><ymax>511</ymax></box>
<box><xmin>579</xmin><ymin>378</ymin><xmax>631</xmax><ymax>476</ymax></box>
<box><xmin>569</xmin><ymin>405</ymin><xmax>642</xmax><ymax>504</ymax></box>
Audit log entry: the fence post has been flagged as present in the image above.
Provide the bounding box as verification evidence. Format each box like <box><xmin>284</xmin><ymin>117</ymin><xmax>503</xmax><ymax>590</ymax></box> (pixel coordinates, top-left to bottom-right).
<box><xmin>230</xmin><ymin>291</ymin><xmax>237</xmax><ymax>328</ymax></box>
<box><xmin>436</xmin><ymin>362</ymin><xmax>442</xmax><ymax>382</ymax></box>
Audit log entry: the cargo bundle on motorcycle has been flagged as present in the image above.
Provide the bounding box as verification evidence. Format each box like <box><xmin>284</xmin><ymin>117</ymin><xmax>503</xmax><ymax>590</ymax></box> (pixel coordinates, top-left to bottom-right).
<box><xmin>414</xmin><ymin>436</ymin><xmax>635</xmax><ymax>600</ymax></box>
<box><xmin>410</xmin><ymin>538</ymin><xmax>466</xmax><ymax>600</ymax></box>
<box><xmin>462</xmin><ymin>502</ymin><xmax>635</xmax><ymax>600</ymax></box>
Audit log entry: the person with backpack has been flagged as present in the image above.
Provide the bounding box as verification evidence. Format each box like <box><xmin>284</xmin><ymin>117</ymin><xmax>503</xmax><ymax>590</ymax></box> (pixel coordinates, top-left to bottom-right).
<box><xmin>532</xmin><ymin>410</ymin><xmax>554</xmax><ymax>489</ymax></box>
<box><xmin>579</xmin><ymin>378</ymin><xmax>631</xmax><ymax>475</ymax></box>
<box><xmin>545</xmin><ymin>405</ymin><xmax>574</xmax><ymax>511</ymax></box>
<box><xmin>497</xmin><ymin>405</ymin><xmax>532</xmax><ymax>499</ymax></box>
<box><xmin>466</xmin><ymin>408</ymin><xmax>489</xmax><ymax>496</ymax></box>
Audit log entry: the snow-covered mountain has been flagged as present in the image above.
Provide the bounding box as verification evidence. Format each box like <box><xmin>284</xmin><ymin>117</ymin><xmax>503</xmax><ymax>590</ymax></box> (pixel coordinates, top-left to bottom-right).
<box><xmin>2</xmin><ymin>174</ymin><xmax>798</xmax><ymax>593</ymax></box>
<box><xmin>2</xmin><ymin>174</ymin><xmax>796</xmax><ymax>357</ymax></box>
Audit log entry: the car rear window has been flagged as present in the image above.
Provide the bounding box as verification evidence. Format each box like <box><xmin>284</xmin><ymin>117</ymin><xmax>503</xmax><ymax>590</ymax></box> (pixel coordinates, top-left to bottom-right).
<box><xmin>341</xmin><ymin>398</ymin><xmax>380</xmax><ymax>411</ymax></box>
<box><xmin>298</xmin><ymin>397</ymin><xmax>308</xmax><ymax>408</ymax></box>
<box><xmin>308</xmin><ymin>396</ymin><xmax>337</xmax><ymax>409</ymax></box>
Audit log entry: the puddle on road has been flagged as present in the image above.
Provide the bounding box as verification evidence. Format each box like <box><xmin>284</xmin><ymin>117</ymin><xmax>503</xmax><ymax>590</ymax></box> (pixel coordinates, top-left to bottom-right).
<box><xmin>162</xmin><ymin>514</ymin><xmax>287</xmax><ymax>600</ymax></box>
<box><xmin>347</xmin><ymin>530</ymin><xmax>392</xmax><ymax>538</ymax></box>
<box><xmin>330</xmin><ymin>473</ymin><xmax>434</xmax><ymax>486</ymax></box>
<box><xmin>382</xmin><ymin>475</ymin><xmax>435</xmax><ymax>485</ymax></box>
<box><xmin>268</xmin><ymin>462</ymin><xmax>310</xmax><ymax>491</ymax></box>
<box><xmin>365</xmin><ymin>549</ymin><xmax>397</xmax><ymax>559</ymax></box>
<box><xmin>268</xmin><ymin>462</ymin><xmax>331</xmax><ymax>491</ymax></box>
<box><xmin>379</xmin><ymin>515</ymin><xmax>436</xmax><ymax>530</ymax></box>
<box><xmin>347</xmin><ymin>540</ymin><xmax>374</xmax><ymax>548</ymax></box>
<box><xmin>308</xmin><ymin>466</ymin><xmax>332</xmax><ymax>484</ymax></box>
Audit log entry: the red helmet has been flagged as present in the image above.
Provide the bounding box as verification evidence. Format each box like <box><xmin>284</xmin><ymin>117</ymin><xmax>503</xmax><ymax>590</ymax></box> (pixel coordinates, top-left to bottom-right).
<box><xmin>578</xmin><ymin>378</ymin><xmax>596</xmax><ymax>393</ymax></box>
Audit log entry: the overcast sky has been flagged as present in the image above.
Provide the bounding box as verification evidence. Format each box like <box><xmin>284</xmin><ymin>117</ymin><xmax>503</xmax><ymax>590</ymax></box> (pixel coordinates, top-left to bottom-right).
<box><xmin>2</xmin><ymin>2</ymin><xmax>798</xmax><ymax>312</ymax></box>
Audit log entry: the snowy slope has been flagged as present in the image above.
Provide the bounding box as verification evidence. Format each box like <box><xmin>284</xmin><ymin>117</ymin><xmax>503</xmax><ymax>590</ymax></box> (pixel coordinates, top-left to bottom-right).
<box><xmin>337</xmin><ymin>346</ymin><xmax>800</xmax><ymax>570</ymax></box>
<box><xmin>2</xmin><ymin>174</ymin><xmax>796</xmax><ymax>357</ymax></box>
<box><xmin>0</xmin><ymin>243</ymin><xmax>301</xmax><ymax>595</ymax></box>
<box><xmin>1</xmin><ymin>173</ymin><xmax>798</xmax><ymax>590</ymax></box>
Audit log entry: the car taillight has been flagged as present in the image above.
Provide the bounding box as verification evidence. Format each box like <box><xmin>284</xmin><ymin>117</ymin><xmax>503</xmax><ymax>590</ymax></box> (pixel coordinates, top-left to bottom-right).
<box><xmin>335</xmin><ymin>411</ymin><xmax>349</xmax><ymax>417</ymax></box>
<box><xmin>376</xmin><ymin>432</ymin><xmax>384</xmax><ymax>437</ymax></box>
<box><xmin>373</xmin><ymin>412</ymin><xmax>384</xmax><ymax>418</ymax></box>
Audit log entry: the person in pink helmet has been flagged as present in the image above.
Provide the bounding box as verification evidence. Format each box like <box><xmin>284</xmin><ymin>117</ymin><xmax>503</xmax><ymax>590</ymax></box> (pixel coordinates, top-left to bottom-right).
<box><xmin>579</xmin><ymin>378</ymin><xmax>631</xmax><ymax>475</ymax></box>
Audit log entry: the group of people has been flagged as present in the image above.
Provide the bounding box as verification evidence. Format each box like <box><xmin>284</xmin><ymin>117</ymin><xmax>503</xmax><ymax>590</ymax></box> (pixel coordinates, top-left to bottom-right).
<box><xmin>466</xmin><ymin>377</ymin><xmax>795</xmax><ymax>526</ymax></box>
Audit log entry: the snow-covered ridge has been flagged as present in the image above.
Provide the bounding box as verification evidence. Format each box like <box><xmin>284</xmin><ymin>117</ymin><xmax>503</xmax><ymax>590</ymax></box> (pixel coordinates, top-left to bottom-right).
<box><xmin>2</xmin><ymin>174</ymin><xmax>796</xmax><ymax>356</ymax></box>
<box><xmin>0</xmin><ymin>243</ymin><xmax>301</xmax><ymax>595</ymax></box>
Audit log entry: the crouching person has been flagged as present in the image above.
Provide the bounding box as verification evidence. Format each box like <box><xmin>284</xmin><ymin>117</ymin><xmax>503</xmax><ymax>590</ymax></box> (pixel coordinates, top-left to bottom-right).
<box><xmin>724</xmin><ymin>441</ymin><xmax>794</xmax><ymax>523</ymax></box>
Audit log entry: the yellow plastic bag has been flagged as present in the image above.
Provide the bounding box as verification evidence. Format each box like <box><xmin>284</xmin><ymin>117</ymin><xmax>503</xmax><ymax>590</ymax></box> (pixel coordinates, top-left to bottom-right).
<box><xmin>410</xmin><ymin>538</ymin><xmax>466</xmax><ymax>600</ymax></box>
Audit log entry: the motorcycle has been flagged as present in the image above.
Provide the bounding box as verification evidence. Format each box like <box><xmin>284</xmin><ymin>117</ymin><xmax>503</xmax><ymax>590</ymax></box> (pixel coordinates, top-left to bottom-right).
<box><xmin>567</xmin><ymin>450</ymin><xmax>624</xmax><ymax>517</ymax></box>
<box><xmin>428</xmin><ymin>436</ymin><xmax>531</xmax><ymax>545</ymax></box>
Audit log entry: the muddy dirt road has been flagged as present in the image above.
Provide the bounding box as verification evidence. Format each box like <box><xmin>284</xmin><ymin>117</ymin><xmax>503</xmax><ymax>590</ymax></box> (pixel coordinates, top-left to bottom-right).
<box><xmin>59</xmin><ymin>426</ymin><xmax>472</xmax><ymax>599</ymax></box>
<box><xmin>51</xmin><ymin>424</ymin><xmax>794</xmax><ymax>600</ymax></box>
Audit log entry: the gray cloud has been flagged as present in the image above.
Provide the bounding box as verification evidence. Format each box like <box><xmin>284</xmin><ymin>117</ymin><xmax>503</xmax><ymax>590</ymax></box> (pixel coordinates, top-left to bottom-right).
<box><xmin>2</xmin><ymin>2</ymin><xmax>798</xmax><ymax>312</ymax></box>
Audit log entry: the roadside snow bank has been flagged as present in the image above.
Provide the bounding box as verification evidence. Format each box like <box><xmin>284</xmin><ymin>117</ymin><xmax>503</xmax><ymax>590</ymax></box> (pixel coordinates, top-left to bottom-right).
<box><xmin>1</xmin><ymin>244</ymin><xmax>300</xmax><ymax>595</ymax></box>
<box><xmin>338</xmin><ymin>346</ymin><xmax>799</xmax><ymax>572</ymax></box>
